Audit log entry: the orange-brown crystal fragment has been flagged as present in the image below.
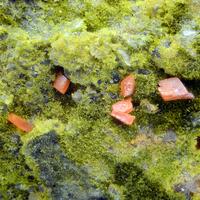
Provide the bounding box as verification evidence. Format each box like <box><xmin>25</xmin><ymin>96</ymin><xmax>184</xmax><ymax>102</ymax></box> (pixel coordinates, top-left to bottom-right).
<box><xmin>53</xmin><ymin>73</ymin><xmax>70</xmax><ymax>94</ymax></box>
<box><xmin>120</xmin><ymin>75</ymin><xmax>136</xmax><ymax>98</ymax></box>
<box><xmin>158</xmin><ymin>77</ymin><xmax>194</xmax><ymax>101</ymax></box>
<box><xmin>8</xmin><ymin>113</ymin><xmax>33</xmax><ymax>132</ymax></box>
<box><xmin>112</xmin><ymin>98</ymin><xmax>133</xmax><ymax>113</ymax></box>
<box><xmin>111</xmin><ymin>110</ymin><xmax>135</xmax><ymax>125</ymax></box>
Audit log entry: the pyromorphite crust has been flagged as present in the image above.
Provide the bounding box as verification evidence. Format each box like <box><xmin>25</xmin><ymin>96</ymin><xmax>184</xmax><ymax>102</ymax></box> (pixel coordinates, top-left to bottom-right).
<box><xmin>0</xmin><ymin>0</ymin><xmax>200</xmax><ymax>199</ymax></box>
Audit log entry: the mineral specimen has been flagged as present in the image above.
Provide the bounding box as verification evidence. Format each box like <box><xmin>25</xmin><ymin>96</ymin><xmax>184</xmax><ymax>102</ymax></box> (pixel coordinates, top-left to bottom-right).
<box><xmin>158</xmin><ymin>77</ymin><xmax>194</xmax><ymax>101</ymax></box>
<box><xmin>53</xmin><ymin>73</ymin><xmax>70</xmax><ymax>94</ymax></box>
<box><xmin>111</xmin><ymin>111</ymin><xmax>135</xmax><ymax>125</ymax></box>
<box><xmin>8</xmin><ymin>113</ymin><xmax>33</xmax><ymax>132</ymax></box>
<box><xmin>112</xmin><ymin>98</ymin><xmax>133</xmax><ymax>113</ymax></box>
<box><xmin>0</xmin><ymin>0</ymin><xmax>200</xmax><ymax>199</ymax></box>
<box><xmin>120</xmin><ymin>75</ymin><xmax>136</xmax><ymax>98</ymax></box>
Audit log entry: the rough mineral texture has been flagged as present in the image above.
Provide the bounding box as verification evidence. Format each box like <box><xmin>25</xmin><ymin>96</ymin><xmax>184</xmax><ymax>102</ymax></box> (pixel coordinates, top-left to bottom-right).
<box><xmin>0</xmin><ymin>0</ymin><xmax>200</xmax><ymax>200</ymax></box>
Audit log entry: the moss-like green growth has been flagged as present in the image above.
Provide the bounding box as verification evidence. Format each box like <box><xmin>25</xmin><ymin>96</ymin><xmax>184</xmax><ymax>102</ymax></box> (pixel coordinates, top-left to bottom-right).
<box><xmin>114</xmin><ymin>162</ymin><xmax>183</xmax><ymax>199</ymax></box>
<box><xmin>0</xmin><ymin>0</ymin><xmax>200</xmax><ymax>199</ymax></box>
<box><xmin>152</xmin><ymin>34</ymin><xmax>200</xmax><ymax>80</ymax></box>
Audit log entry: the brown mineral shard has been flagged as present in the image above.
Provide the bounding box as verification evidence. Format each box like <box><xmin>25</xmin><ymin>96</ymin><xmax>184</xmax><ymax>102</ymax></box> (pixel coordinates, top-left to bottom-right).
<box><xmin>158</xmin><ymin>77</ymin><xmax>194</xmax><ymax>101</ymax></box>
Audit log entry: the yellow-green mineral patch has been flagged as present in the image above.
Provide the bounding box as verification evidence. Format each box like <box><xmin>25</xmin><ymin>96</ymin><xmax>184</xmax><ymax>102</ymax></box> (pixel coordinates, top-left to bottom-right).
<box><xmin>0</xmin><ymin>0</ymin><xmax>200</xmax><ymax>199</ymax></box>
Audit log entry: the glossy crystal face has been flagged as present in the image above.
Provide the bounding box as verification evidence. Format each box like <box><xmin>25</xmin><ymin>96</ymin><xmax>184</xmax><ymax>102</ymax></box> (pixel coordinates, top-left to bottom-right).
<box><xmin>112</xmin><ymin>99</ymin><xmax>133</xmax><ymax>113</ymax></box>
<box><xmin>158</xmin><ymin>77</ymin><xmax>194</xmax><ymax>101</ymax></box>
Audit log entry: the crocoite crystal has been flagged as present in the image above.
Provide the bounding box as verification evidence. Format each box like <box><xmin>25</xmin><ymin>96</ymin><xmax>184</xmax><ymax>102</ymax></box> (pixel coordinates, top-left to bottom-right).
<box><xmin>8</xmin><ymin>113</ymin><xmax>33</xmax><ymax>132</ymax></box>
<box><xmin>158</xmin><ymin>77</ymin><xmax>194</xmax><ymax>101</ymax></box>
<box><xmin>53</xmin><ymin>73</ymin><xmax>70</xmax><ymax>94</ymax></box>
<box><xmin>111</xmin><ymin>110</ymin><xmax>135</xmax><ymax>125</ymax></box>
<box><xmin>120</xmin><ymin>74</ymin><xmax>136</xmax><ymax>98</ymax></box>
<box><xmin>112</xmin><ymin>98</ymin><xmax>133</xmax><ymax>113</ymax></box>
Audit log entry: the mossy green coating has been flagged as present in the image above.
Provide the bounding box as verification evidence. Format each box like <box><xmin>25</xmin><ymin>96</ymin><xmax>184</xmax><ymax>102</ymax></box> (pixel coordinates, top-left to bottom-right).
<box><xmin>0</xmin><ymin>0</ymin><xmax>200</xmax><ymax>199</ymax></box>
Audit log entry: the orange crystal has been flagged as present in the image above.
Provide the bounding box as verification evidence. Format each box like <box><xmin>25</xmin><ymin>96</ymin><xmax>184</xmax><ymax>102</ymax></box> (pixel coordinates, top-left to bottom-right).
<box><xmin>158</xmin><ymin>77</ymin><xmax>194</xmax><ymax>101</ymax></box>
<box><xmin>111</xmin><ymin>110</ymin><xmax>135</xmax><ymax>125</ymax></box>
<box><xmin>8</xmin><ymin>113</ymin><xmax>33</xmax><ymax>132</ymax></box>
<box><xmin>120</xmin><ymin>74</ymin><xmax>136</xmax><ymax>98</ymax></box>
<box><xmin>53</xmin><ymin>73</ymin><xmax>70</xmax><ymax>94</ymax></box>
<box><xmin>112</xmin><ymin>98</ymin><xmax>133</xmax><ymax>113</ymax></box>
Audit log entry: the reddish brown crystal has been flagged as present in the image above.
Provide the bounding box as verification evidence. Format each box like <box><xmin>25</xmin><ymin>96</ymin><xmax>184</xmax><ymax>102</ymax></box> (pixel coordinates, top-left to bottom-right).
<box><xmin>112</xmin><ymin>98</ymin><xmax>133</xmax><ymax>113</ymax></box>
<box><xmin>120</xmin><ymin>74</ymin><xmax>136</xmax><ymax>98</ymax></box>
<box><xmin>158</xmin><ymin>77</ymin><xmax>194</xmax><ymax>101</ymax></box>
<box><xmin>8</xmin><ymin>113</ymin><xmax>33</xmax><ymax>132</ymax></box>
<box><xmin>53</xmin><ymin>73</ymin><xmax>70</xmax><ymax>94</ymax></box>
<box><xmin>111</xmin><ymin>110</ymin><xmax>135</xmax><ymax>125</ymax></box>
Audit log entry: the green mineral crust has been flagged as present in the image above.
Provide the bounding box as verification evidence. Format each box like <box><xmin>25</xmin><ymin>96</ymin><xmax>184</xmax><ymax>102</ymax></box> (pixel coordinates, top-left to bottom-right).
<box><xmin>0</xmin><ymin>0</ymin><xmax>200</xmax><ymax>199</ymax></box>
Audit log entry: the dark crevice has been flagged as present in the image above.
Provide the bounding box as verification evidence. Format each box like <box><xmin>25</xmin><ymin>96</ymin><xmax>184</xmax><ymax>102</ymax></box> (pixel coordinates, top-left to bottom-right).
<box><xmin>196</xmin><ymin>137</ymin><xmax>200</xmax><ymax>150</ymax></box>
